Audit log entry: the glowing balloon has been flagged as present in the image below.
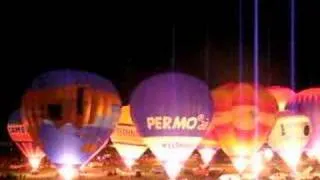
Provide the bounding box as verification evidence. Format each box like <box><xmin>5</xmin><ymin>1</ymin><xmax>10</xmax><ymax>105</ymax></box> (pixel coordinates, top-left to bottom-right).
<box><xmin>197</xmin><ymin>123</ymin><xmax>218</xmax><ymax>167</ymax></box>
<box><xmin>211</xmin><ymin>83</ymin><xmax>278</xmax><ymax>173</ymax></box>
<box><xmin>267</xmin><ymin>86</ymin><xmax>295</xmax><ymax>111</ymax></box>
<box><xmin>7</xmin><ymin>110</ymin><xmax>45</xmax><ymax>171</ymax></box>
<box><xmin>22</xmin><ymin>70</ymin><xmax>121</xmax><ymax>171</ymax></box>
<box><xmin>286</xmin><ymin>88</ymin><xmax>320</xmax><ymax>162</ymax></box>
<box><xmin>110</xmin><ymin>105</ymin><xmax>148</xmax><ymax>169</ymax></box>
<box><xmin>130</xmin><ymin>72</ymin><xmax>212</xmax><ymax>179</ymax></box>
<box><xmin>268</xmin><ymin>111</ymin><xmax>311</xmax><ymax>172</ymax></box>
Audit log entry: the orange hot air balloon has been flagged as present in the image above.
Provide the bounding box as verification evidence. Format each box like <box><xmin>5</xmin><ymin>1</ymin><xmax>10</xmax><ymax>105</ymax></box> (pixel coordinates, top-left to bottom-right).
<box><xmin>21</xmin><ymin>70</ymin><xmax>121</xmax><ymax>177</ymax></box>
<box><xmin>211</xmin><ymin>83</ymin><xmax>278</xmax><ymax>173</ymax></box>
<box><xmin>7</xmin><ymin>109</ymin><xmax>45</xmax><ymax>172</ymax></box>
<box><xmin>267</xmin><ymin>86</ymin><xmax>295</xmax><ymax>112</ymax></box>
<box><xmin>110</xmin><ymin>105</ymin><xmax>148</xmax><ymax>169</ymax></box>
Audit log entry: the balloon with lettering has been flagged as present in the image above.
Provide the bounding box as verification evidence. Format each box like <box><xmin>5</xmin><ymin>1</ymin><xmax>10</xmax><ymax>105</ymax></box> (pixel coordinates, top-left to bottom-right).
<box><xmin>7</xmin><ymin>109</ymin><xmax>45</xmax><ymax>172</ymax></box>
<box><xmin>110</xmin><ymin>105</ymin><xmax>148</xmax><ymax>169</ymax></box>
<box><xmin>211</xmin><ymin>83</ymin><xmax>278</xmax><ymax>173</ymax></box>
<box><xmin>130</xmin><ymin>72</ymin><xmax>212</xmax><ymax>179</ymax></box>
<box><xmin>21</xmin><ymin>70</ymin><xmax>121</xmax><ymax>172</ymax></box>
<box><xmin>267</xmin><ymin>86</ymin><xmax>295</xmax><ymax>112</ymax></box>
<box><xmin>268</xmin><ymin>111</ymin><xmax>311</xmax><ymax>172</ymax></box>
<box><xmin>197</xmin><ymin>123</ymin><xmax>218</xmax><ymax>167</ymax></box>
<box><xmin>286</xmin><ymin>88</ymin><xmax>320</xmax><ymax>162</ymax></box>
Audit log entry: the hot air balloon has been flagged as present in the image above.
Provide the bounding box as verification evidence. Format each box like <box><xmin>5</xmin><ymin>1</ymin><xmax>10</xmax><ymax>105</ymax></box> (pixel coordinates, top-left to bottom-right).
<box><xmin>21</xmin><ymin>70</ymin><xmax>121</xmax><ymax>179</ymax></box>
<box><xmin>267</xmin><ymin>86</ymin><xmax>295</xmax><ymax>112</ymax></box>
<box><xmin>197</xmin><ymin>123</ymin><xmax>218</xmax><ymax>168</ymax></box>
<box><xmin>268</xmin><ymin>111</ymin><xmax>311</xmax><ymax>173</ymax></box>
<box><xmin>211</xmin><ymin>83</ymin><xmax>278</xmax><ymax>174</ymax></box>
<box><xmin>110</xmin><ymin>105</ymin><xmax>148</xmax><ymax>169</ymax></box>
<box><xmin>7</xmin><ymin>109</ymin><xmax>45</xmax><ymax>172</ymax></box>
<box><xmin>286</xmin><ymin>88</ymin><xmax>320</xmax><ymax>162</ymax></box>
<box><xmin>130</xmin><ymin>72</ymin><xmax>212</xmax><ymax>179</ymax></box>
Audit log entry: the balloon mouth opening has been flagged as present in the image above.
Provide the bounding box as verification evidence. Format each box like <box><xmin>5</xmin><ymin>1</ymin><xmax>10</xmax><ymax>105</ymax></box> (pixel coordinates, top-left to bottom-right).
<box><xmin>58</xmin><ymin>165</ymin><xmax>78</xmax><ymax>180</ymax></box>
<box><xmin>198</xmin><ymin>147</ymin><xmax>217</xmax><ymax>167</ymax></box>
<box><xmin>29</xmin><ymin>157</ymin><xmax>41</xmax><ymax>171</ymax></box>
<box><xmin>233</xmin><ymin>156</ymin><xmax>249</xmax><ymax>174</ymax></box>
<box><xmin>262</xmin><ymin>148</ymin><xmax>274</xmax><ymax>161</ymax></box>
<box><xmin>123</xmin><ymin>158</ymin><xmax>135</xmax><ymax>169</ymax></box>
<box><xmin>279</xmin><ymin>149</ymin><xmax>302</xmax><ymax>174</ymax></box>
<box><xmin>164</xmin><ymin>160</ymin><xmax>183</xmax><ymax>180</ymax></box>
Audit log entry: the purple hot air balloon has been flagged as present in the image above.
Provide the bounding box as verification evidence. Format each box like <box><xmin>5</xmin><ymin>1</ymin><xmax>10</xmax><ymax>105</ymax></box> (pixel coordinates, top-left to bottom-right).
<box><xmin>286</xmin><ymin>88</ymin><xmax>320</xmax><ymax>161</ymax></box>
<box><xmin>130</xmin><ymin>72</ymin><xmax>213</xmax><ymax>179</ymax></box>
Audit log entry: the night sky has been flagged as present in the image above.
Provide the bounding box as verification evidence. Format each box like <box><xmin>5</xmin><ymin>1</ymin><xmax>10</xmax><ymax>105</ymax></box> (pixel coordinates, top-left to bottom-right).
<box><xmin>1</xmin><ymin>1</ymin><xmax>319</xmax><ymax>141</ymax></box>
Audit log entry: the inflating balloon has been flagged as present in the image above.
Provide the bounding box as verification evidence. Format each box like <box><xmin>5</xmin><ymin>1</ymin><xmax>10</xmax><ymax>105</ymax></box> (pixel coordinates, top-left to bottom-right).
<box><xmin>211</xmin><ymin>83</ymin><xmax>278</xmax><ymax>174</ymax></box>
<box><xmin>267</xmin><ymin>86</ymin><xmax>295</xmax><ymax>112</ymax></box>
<box><xmin>286</xmin><ymin>88</ymin><xmax>320</xmax><ymax>162</ymax></box>
<box><xmin>7</xmin><ymin>109</ymin><xmax>45</xmax><ymax>172</ymax></box>
<box><xmin>21</xmin><ymin>70</ymin><xmax>121</xmax><ymax>177</ymax></box>
<box><xmin>130</xmin><ymin>72</ymin><xmax>212</xmax><ymax>179</ymax></box>
<box><xmin>110</xmin><ymin>105</ymin><xmax>148</xmax><ymax>169</ymax></box>
<box><xmin>268</xmin><ymin>111</ymin><xmax>311</xmax><ymax>172</ymax></box>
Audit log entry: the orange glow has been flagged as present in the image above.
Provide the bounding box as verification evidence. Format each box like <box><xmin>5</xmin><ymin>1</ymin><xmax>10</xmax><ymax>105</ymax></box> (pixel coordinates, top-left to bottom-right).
<box><xmin>29</xmin><ymin>156</ymin><xmax>42</xmax><ymax>171</ymax></box>
<box><xmin>211</xmin><ymin>83</ymin><xmax>278</xmax><ymax>174</ymax></box>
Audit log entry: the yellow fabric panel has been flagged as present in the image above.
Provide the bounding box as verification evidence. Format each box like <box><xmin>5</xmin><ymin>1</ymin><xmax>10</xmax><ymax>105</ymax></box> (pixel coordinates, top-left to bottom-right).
<box><xmin>117</xmin><ymin>106</ymin><xmax>133</xmax><ymax>125</ymax></box>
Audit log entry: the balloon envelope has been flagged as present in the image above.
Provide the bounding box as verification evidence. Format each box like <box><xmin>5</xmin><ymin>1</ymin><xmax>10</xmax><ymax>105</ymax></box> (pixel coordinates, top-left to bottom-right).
<box><xmin>22</xmin><ymin>70</ymin><xmax>121</xmax><ymax>167</ymax></box>
<box><xmin>286</xmin><ymin>88</ymin><xmax>320</xmax><ymax>161</ymax></box>
<box><xmin>130</xmin><ymin>72</ymin><xmax>212</xmax><ymax>179</ymax></box>
<box><xmin>211</xmin><ymin>83</ymin><xmax>278</xmax><ymax>173</ymax></box>
<box><xmin>268</xmin><ymin>111</ymin><xmax>311</xmax><ymax>171</ymax></box>
<box><xmin>267</xmin><ymin>86</ymin><xmax>295</xmax><ymax>112</ymax></box>
<box><xmin>7</xmin><ymin>109</ymin><xmax>45</xmax><ymax>170</ymax></box>
<box><xmin>110</xmin><ymin>105</ymin><xmax>148</xmax><ymax>168</ymax></box>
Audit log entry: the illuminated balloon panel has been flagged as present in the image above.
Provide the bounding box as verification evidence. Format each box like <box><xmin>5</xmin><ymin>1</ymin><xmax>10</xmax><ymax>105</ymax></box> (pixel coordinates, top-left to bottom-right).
<box><xmin>22</xmin><ymin>70</ymin><xmax>121</xmax><ymax>168</ymax></box>
<box><xmin>286</xmin><ymin>88</ymin><xmax>320</xmax><ymax>161</ymax></box>
<box><xmin>267</xmin><ymin>86</ymin><xmax>295</xmax><ymax>111</ymax></box>
<box><xmin>211</xmin><ymin>83</ymin><xmax>278</xmax><ymax>173</ymax></box>
<box><xmin>268</xmin><ymin>111</ymin><xmax>311</xmax><ymax>172</ymax></box>
<box><xmin>130</xmin><ymin>72</ymin><xmax>212</xmax><ymax>179</ymax></box>
<box><xmin>7</xmin><ymin>109</ymin><xmax>45</xmax><ymax>171</ymax></box>
<box><xmin>110</xmin><ymin>105</ymin><xmax>148</xmax><ymax>168</ymax></box>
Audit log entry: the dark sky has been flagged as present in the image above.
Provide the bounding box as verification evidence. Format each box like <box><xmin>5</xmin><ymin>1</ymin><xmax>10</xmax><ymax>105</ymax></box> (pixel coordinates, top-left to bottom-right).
<box><xmin>1</xmin><ymin>1</ymin><xmax>319</xmax><ymax>141</ymax></box>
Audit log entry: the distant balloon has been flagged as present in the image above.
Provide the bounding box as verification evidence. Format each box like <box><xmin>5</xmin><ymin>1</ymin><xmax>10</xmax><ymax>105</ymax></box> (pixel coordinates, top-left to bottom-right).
<box><xmin>110</xmin><ymin>105</ymin><xmax>148</xmax><ymax>169</ymax></box>
<box><xmin>130</xmin><ymin>72</ymin><xmax>212</xmax><ymax>179</ymax></box>
<box><xmin>286</xmin><ymin>88</ymin><xmax>320</xmax><ymax>162</ymax></box>
<box><xmin>22</xmin><ymin>70</ymin><xmax>121</xmax><ymax>172</ymax></box>
<box><xmin>267</xmin><ymin>86</ymin><xmax>295</xmax><ymax>112</ymax></box>
<box><xmin>211</xmin><ymin>83</ymin><xmax>278</xmax><ymax>173</ymax></box>
<box><xmin>268</xmin><ymin>111</ymin><xmax>311</xmax><ymax>172</ymax></box>
<box><xmin>7</xmin><ymin>109</ymin><xmax>45</xmax><ymax>171</ymax></box>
